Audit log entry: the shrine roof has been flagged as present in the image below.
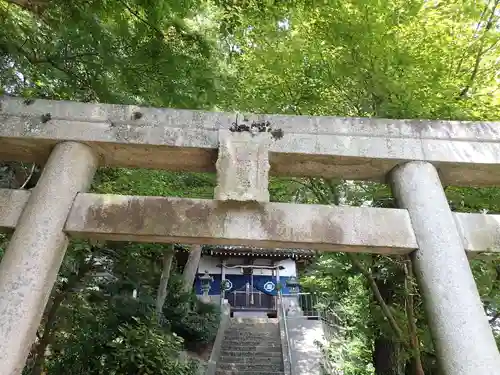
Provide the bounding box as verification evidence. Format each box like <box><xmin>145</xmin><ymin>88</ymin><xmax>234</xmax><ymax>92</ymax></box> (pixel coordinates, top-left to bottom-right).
<box><xmin>202</xmin><ymin>245</ymin><xmax>316</xmax><ymax>259</ymax></box>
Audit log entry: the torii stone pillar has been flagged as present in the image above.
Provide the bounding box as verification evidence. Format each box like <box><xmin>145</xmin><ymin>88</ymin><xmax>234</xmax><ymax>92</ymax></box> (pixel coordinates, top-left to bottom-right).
<box><xmin>0</xmin><ymin>142</ymin><xmax>97</xmax><ymax>375</ymax></box>
<box><xmin>390</xmin><ymin>161</ymin><xmax>500</xmax><ymax>375</ymax></box>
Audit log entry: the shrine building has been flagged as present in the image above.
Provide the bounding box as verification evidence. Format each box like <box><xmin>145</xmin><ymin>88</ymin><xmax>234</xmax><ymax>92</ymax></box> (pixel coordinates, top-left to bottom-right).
<box><xmin>194</xmin><ymin>246</ymin><xmax>315</xmax><ymax>316</ymax></box>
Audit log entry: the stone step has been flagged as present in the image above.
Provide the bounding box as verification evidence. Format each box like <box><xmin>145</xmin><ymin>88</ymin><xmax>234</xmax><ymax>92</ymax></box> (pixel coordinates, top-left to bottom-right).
<box><xmin>226</xmin><ymin>332</ymin><xmax>279</xmax><ymax>337</ymax></box>
<box><xmin>226</xmin><ymin>333</ymin><xmax>280</xmax><ymax>337</ymax></box>
<box><xmin>220</xmin><ymin>351</ymin><xmax>282</xmax><ymax>358</ymax></box>
<box><xmin>216</xmin><ymin>371</ymin><xmax>284</xmax><ymax>375</ymax></box>
<box><xmin>221</xmin><ymin>343</ymin><xmax>281</xmax><ymax>350</ymax></box>
<box><xmin>230</xmin><ymin>321</ymin><xmax>279</xmax><ymax>325</ymax></box>
<box><xmin>226</xmin><ymin>327</ymin><xmax>280</xmax><ymax>332</ymax></box>
<box><xmin>230</xmin><ymin>318</ymin><xmax>279</xmax><ymax>324</ymax></box>
<box><xmin>221</xmin><ymin>341</ymin><xmax>281</xmax><ymax>352</ymax></box>
<box><xmin>220</xmin><ymin>355</ymin><xmax>283</xmax><ymax>364</ymax></box>
<box><xmin>220</xmin><ymin>348</ymin><xmax>282</xmax><ymax>356</ymax></box>
<box><xmin>224</xmin><ymin>334</ymin><xmax>280</xmax><ymax>340</ymax></box>
<box><xmin>223</xmin><ymin>336</ymin><xmax>281</xmax><ymax>342</ymax></box>
<box><xmin>218</xmin><ymin>362</ymin><xmax>284</xmax><ymax>372</ymax></box>
<box><xmin>229</xmin><ymin>323</ymin><xmax>279</xmax><ymax>329</ymax></box>
<box><xmin>222</xmin><ymin>341</ymin><xmax>281</xmax><ymax>352</ymax></box>
<box><xmin>222</xmin><ymin>338</ymin><xmax>280</xmax><ymax>345</ymax></box>
<box><xmin>229</xmin><ymin>321</ymin><xmax>279</xmax><ymax>328</ymax></box>
<box><xmin>227</xmin><ymin>325</ymin><xmax>279</xmax><ymax>329</ymax></box>
<box><xmin>222</xmin><ymin>339</ymin><xmax>281</xmax><ymax>345</ymax></box>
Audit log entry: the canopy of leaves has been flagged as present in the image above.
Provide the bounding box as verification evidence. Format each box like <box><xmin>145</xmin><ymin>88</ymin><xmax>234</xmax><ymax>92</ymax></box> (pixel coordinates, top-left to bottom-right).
<box><xmin>0</xmin><ymin>0</ymin><xmax>221</xmax><ymax>108</ymax></box>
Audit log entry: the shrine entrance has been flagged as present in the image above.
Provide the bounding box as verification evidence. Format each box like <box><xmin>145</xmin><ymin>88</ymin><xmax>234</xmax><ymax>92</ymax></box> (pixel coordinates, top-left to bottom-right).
<box><xmin>228</xmin><ymin>283</ymin><xmax>276</xmax><ymax>311</ymax></box>
<box><xmin>223</xmin><ymin>266</ymin><xmax>277</xmax><ymax>312</ymax></box>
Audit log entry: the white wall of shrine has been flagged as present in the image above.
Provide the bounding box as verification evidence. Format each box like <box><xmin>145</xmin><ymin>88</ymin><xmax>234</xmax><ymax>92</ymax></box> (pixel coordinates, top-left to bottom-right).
<box><xmin>197</xmin><ymin>255</ymin><xmax>297</xmax><ymax>277</ymax></box>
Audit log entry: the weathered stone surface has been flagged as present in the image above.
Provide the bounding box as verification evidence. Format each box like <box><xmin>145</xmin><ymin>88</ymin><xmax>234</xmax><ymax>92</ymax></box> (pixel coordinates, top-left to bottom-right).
<box><xmin>454</xmin><ymin>212</ymin><xmax>500</xmax><ymax>254</ymax></box>
<box><xmin>2</xmin><ymin>96</ymin><xmax>500</xmax><ymax>185</ymax></box>
<box><xmin>0</xmin><ymin>143</ymin><xmax>98</xmax><ymax>375</ymax></box>
<box><xmin>215</xmin><ymin>131</ymin><xmax>271</xmax><ymax>202</ymax></box>
<box><xmin>287</xmin><ymin>319</ymin><xmax>325</xmax><ymax>375</ymax></box>
<box><xmin>63</xmin><ymin>193</ymin><xmax>416</xmax><ymax>254</ymax></box>
<box><xmin>0</xmin><ymin>189</ymin><xmax>30</xmax><ymax>230</ymax></box>
<box><xmin>1</xmin><ymin>189</ymin><xmax>500</xmax><ymax>255</ymax></box>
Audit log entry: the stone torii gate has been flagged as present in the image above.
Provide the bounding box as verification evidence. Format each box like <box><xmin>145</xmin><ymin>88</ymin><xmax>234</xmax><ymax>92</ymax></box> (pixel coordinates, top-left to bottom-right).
<box><xmin>0</xmin><ymin>96</ymin><xmax>499</xmax><ymax>375</ymax></box>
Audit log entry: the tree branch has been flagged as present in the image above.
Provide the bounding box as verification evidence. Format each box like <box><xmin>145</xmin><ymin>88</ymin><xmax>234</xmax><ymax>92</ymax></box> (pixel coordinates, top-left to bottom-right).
<box><xmin>404</xmin><ymin>260</ymin><xmax>425</xmax><ymax>375</ymax></box>
<box><xmin>4</xmin><ymin>0</ymin><xmax>49</xmax><ymax>14</ymax></box>
<box><xmin>325</xmin><ymin>179</ymin><xmax>342</xmax><ymax>205</ymax></box>
<box><xmin>30</xmin><ymin>52</ymin><xmax>100</xmax><ymax>65</ymax></box>
<box><xmin>156</xmin><ymin>245</ymin><xmax>174</xmax><ymax>320</ymax></box>
<box><xmin>458</xmin><ymin>0</ymin><xmax>500</xmax><ymax>99</ymax></box>
<box><xmin>182</xmin><ymin>245</ymin><xmax>202</xmax><ymax>293</ymax></box>
<box><xmin>10</xmin><ymin>42</ymin><xmax>95</xmax><ymax>95</ymax></box>
<box><xmin>308</xmin><ymin>178</ymin><xmax>329</xmax><ymax>203</ymax></box>
<box><xmin>117</xmin><ymin>0</ymin><xmax>164</xmax><ymax>39</ymax></box>
<box><xmin>20</xmin><ymin>163</ymin><xmax>36</xmax><ymax>189</ymax></box>
<box><xmin>348</xmin><ymin>253</ymin><xmax>409</xmax><ymax>348</ymax></box>
<box><xmin>30</xmin><ymin>256</ymin><xmax>96</xmax><ymax>375</ymax></box>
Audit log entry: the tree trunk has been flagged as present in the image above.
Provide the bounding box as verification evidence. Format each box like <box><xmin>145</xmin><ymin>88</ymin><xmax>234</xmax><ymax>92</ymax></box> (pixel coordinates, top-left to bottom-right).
<box><xmin>348</xmin><ymin>254</ymin><xmax>405</xmax><ymax>341</ymax></box>
<box><xmin>372</xmin><ymin>275</ymin><xmax>404</xmax><ymax>375</ymax></box>
<box><xmin>412</xmin><ymin>353</ymin><xmax>440</xmax><ymax>375</ymax></box>
<box><xmin>30</xmin><ymin>258</ymin><xmax>94</xmax><ymax>375</ymax></box>
<box><xmin>404</xmin><ymin>262</ymin><xmax>425</xmax><ymax>375</ymax></box>
<box><xmin>182</xmin><ymin>245</ymin><xmax>202</xmax><ymax>293</ymax></box>
<box><xmin>348</xmin><ymin>254</ymin><xmax>406</xmax><ymax>375</ymax></box>
<box><xmin>30</xmin><ymin>292</ymin><xmax>65</xmax><ymax>375</ymax></box>
<box><xmin>156</xmin><ymin>245</ymin><xmax>174</xmax><ymax>318</ymax></box>
<box><xmin>373</xmin><ymin>336</ymin><xmax>404</xmax><ymax>375</ymax></box>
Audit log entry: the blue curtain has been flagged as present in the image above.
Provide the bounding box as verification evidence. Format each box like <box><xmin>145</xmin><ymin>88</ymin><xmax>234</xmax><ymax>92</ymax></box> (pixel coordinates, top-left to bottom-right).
<box><xmin>254</xmin><ymin>277</ymin><xmax>278</xmax><ymax>296</ymax></box>
<box><xmin>223</xmin><ymin>275</ymin><xmax>250</xmax><ymax>292</ymax></box>
<box><xmin>219</xmin><ymin>275</ymin><xmax>299</xmax><ymax>296</ymax></box>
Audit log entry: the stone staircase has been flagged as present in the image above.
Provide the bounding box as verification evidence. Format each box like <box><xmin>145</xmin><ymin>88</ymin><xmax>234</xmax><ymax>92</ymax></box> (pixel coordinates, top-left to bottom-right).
<box><xmin>216</xmin><ymin>317</ymin><xmax>285</xmax><ymax>375</ymax></box>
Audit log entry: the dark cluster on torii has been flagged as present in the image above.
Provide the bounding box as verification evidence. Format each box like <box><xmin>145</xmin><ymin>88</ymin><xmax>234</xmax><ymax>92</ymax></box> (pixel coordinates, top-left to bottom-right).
<box><xmin>229</xmin><ymin>114</ymin><xmax>284</xmax><ymax>141</ymax></box>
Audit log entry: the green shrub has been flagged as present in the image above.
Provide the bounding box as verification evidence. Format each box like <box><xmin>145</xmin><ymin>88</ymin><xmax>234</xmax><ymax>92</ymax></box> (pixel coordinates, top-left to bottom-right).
<box><xmin>169</xmin><ymin>300</ymin><xmax>221</xmax><ymax>345</ymax></box>
<box><xmin>46</xmin><ymin>314</ymin><xmax>197</xmax><ymax>375</ymax></box>
<box><xmin>162</xmin><ymin>275</ymin><xmax>221</xmax><ymax>345</ymax></box>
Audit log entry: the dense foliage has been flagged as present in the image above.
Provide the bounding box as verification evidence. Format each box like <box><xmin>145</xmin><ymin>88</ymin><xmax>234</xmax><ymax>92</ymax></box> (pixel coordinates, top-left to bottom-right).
<box><xmin>0</xmin><ymin>0</ymin><xmax>221</xmax><ymax>108</ymax></box>
<box><xmin>0</xmin><ymin>0</ymin><xmax>499</xmax><ymax>374</ymax></box>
